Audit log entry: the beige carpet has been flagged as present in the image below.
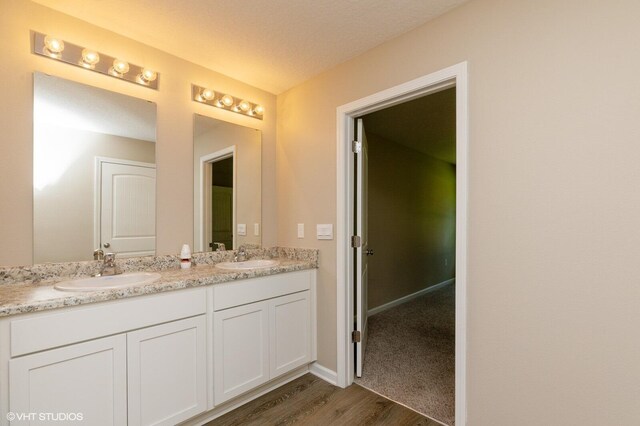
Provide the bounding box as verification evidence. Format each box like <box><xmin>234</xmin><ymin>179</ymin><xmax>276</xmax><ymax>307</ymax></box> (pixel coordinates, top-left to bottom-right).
<box><xmin>355</xmin><ymin>282</ymin><xmax>455</xmax><ymax>426</ymax></box>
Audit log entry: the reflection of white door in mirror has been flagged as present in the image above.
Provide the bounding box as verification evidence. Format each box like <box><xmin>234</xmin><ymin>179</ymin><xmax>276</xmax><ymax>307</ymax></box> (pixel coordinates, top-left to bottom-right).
<box><xmin>97</xmin><ymin>158</ymin><xmax>156</xmax><ymax>257</ymax></box>
<box><xmin>33</xmin><ymin>72</ymin><xmax>157</xmax><ymax>264</ymax></box>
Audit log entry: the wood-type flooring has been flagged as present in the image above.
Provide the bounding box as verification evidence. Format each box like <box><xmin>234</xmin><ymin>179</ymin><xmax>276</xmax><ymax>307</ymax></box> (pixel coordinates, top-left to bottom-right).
<box><xmin>207</xmin><ymin>373</ymin><xmax>440</xmax><ymax>425</ymax></box>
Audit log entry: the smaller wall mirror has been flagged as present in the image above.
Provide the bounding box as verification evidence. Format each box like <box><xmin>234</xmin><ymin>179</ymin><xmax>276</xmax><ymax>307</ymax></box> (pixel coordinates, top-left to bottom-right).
<box><xmin>193</xmin><ymin>115</ymin><xmax>261</xmax><ymax>251</ymax></box>
<box><xmin>33</xmin><ymin>73</ymin><xmax>157</xmax><ymax>263</ymax></box>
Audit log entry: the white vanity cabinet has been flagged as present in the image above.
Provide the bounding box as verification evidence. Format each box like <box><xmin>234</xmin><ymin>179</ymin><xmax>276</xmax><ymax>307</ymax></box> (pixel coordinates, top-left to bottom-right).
<box><xmin>213</xmin><ymin>301</ymin><xmax>270</xmax><ymax>402</ymax></box>
<box><xmin>0</xmin><ymin>268</ymin><xmax>317</xmax><ymax>426</ymax></box>
<box><xmin>9</xmin><ymin>335</ymin><xmax>128</xmax><ymax>426</ymax></box>
<box><xmin>2</xmin><ymin>288</ymin><xmax>208</xmax><ymax>426</ymax></box>
<box><xmin>212</xmin><ymin>270</ymin><xmax>316</xmax><ymax>405</ymax></box>
<box><xmin>127</xmin><ymin>316</ymin><xmax>207</xmax><ymax>426</ymax></box>
<box><xmin>269</xmin><ymin>291</ymin><xmax>312</xmax><ymax>377</ymax></box>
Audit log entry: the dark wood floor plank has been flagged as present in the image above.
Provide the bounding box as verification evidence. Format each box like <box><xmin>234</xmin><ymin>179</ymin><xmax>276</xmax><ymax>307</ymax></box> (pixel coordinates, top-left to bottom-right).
<box><xmin>207</xmin><ymin>374</ymin><xmax>441</xmax><ymax>426</ymax></box>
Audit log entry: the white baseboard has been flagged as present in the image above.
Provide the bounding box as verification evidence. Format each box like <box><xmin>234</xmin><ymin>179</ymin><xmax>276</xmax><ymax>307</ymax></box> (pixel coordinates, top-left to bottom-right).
<box><xmin>368</xmin><ymin>278</ymin><xmax>455</xmax><ymax>317</ymax></box>
<box><xmin>309</xmin><ymin>362</ymin><xmax>338</xmax><ymax>386</ymax></box>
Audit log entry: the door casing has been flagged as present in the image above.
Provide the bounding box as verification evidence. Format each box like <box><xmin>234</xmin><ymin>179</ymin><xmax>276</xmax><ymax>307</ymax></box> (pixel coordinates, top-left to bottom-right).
<box><xmin>335</xmin><ymin>62</ymin><xmax>469</xmax><ymax>424</ymax></box>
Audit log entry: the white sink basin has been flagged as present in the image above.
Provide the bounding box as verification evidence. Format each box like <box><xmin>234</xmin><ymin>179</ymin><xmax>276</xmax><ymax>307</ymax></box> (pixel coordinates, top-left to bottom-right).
<box><xmin>215</xmin><ymin>259</ymin><xmax>279</xmax><ymax>271</ymax></box>
<box><xmin>54</xmin><ymin>272</ymin><xmax>162</xmax><ymax>292</ymax></box>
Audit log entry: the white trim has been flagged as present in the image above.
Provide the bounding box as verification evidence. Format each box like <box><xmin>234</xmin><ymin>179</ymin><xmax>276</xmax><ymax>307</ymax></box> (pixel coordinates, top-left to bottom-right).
<box><xmin>336</xmin><ymin>61</ymin><xmax>468</xmax><ymax>425</ymax></box>
<box><xmin>368</xmin><ymin>278</ymin><xmax>455</xmax><ymax>317</ymax></box>
<box><xmin>93</xmin><ymin>156</ymin><xmax>156</xmax><ymax>254</ymax></box>
<box><xmin>309</xmin><ymin>362</ymin><xmax>338</xmax><ymax>386</ymax></box>
<box><xmin>196</xmin><ymin>145</ymin><xmax>237</xmax><ymax>252</ymax></box>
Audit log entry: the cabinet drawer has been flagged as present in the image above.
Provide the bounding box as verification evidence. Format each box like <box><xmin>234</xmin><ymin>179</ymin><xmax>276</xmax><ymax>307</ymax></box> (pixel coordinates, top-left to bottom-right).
<box><xmin>11</xmin><ymin>287</ymin><xmax>206</xmax><ymax>357</ymax></box>
<box><xmin>213</xmin><ymin>270</ymin><xmax>311</xmax><ymax>311</ymax></box>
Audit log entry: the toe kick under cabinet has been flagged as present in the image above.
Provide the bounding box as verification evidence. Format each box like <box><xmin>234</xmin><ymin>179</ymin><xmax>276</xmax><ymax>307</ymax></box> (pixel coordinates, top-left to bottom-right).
<box><xmin>0</xmin><ymin>268</ymin><xmax>316</xmax><ymax>426</ymax></box>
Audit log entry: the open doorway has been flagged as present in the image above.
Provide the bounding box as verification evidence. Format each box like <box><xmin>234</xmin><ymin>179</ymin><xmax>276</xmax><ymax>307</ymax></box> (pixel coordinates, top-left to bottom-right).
<box><xmin>336</xmin><ymin>62</ymin><xmax>468</xmax><ymax>425</ymax></box>
<box><xmin>353</xmin><ymin>87</ymin><xmax>456</xmax><ymax>425</ymax></box>
<box><xmin>198</xmin><ymin>147</ymin><xmax>236</xmax><ymax>252</ymax></box>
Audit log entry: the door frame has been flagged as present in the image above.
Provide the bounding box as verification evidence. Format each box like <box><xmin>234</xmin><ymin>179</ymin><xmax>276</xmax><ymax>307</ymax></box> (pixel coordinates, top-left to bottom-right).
<box><xmin>196</xmin><ymin>146</ymin><xmax>237</xmax><ymax>252</ymax></box>
<box><xmin>335</xmin><ymin>62</ymin><xmax>468</xmax><ymax>424</ymax></box>
<box><xmin>93</xmin><ymin>156</ymin><xmax>156</xmax><ymax>254</ymax></box>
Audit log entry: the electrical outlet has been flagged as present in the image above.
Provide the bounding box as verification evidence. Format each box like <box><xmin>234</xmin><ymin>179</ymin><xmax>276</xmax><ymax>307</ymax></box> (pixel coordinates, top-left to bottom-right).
<box><xmin>297</xmin><ymin>223</ymin><xmax>304</xmax><ymax>238</ymax></box>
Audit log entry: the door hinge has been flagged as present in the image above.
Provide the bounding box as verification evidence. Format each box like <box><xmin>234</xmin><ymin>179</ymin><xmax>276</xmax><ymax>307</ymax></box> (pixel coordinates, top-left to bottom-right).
<box><xmin>352</xmin><ymin>140</ymin><xmax>361</xmax><ymax>153</ymax></box>
<box><xmin>351</xmin><ymin>235</ymin><xmax>361</xmax><ymax>248</ymax></box>
<box><xmin>352</xmin><ymin>330</ymin><xmax>361</xmax><ymax>343</ymax></box>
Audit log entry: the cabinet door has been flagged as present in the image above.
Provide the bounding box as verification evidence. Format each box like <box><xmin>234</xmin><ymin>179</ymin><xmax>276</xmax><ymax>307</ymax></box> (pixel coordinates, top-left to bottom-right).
<box><xmin>269</xmin><ymin>291</ymin><xmax>311</xmax><ymax>378</ymax></box>
<box><xmin>214</xmin><ymin>301</ymin><xmax>269</xmax><ymax>404</ymax></box>
<box><xmin>127</xmin><ymin>316</ymin><xmax>207</xmax><ymax>426</ymax></box>
<box><xmin>9</xmin><ymin>335</ymin><xmax>127</xmax><ymax>425</ymax></box>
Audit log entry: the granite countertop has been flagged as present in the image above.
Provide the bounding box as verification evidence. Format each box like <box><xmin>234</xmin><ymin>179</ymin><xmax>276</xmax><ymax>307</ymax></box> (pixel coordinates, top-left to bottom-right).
<box><xmin>0</xmin><ymin>247</ymin><xmax>318</xmax><ymax>318</ymax></box>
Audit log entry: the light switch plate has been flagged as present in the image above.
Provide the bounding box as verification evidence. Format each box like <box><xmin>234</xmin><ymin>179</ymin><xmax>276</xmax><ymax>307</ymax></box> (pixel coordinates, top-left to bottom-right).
<box><xmin>237</xmin><ymin>224</ymin><xmax>247</xmax><ymax>236</ymax></box>
<box><xmin>316</xmin><ymin>224</ymin><xmax>333</xmax><ymax>240</ymax></box>
<box><xmin>297</xmin><ymin>223</ymin><xmax>304</xmax><ymax>239</ymax></box>
<box><xmin>254</xmin><ymin>223</ymin><xmax>260</xmax><ymax>236</ymax></box>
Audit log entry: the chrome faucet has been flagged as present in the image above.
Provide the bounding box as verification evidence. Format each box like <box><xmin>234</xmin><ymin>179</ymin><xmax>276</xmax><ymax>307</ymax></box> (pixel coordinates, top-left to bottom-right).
<box><xmin>213</xmin><ymin>242</ymin><xmax>226</xmax><ymax>251</ymax></box>
<box><xmin>234</xmin><ymin>247</ymin><xmax>247</xmax><ymax>262</ymax></box>
<box><xmin>98</xmin><ymin>253</ymin><xmax>122</xmax><ymax>276</ymax></box>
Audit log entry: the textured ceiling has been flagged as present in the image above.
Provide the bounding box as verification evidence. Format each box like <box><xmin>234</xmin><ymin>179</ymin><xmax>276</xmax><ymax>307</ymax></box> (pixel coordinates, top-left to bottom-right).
<box><xmin>34</xmin><ymin>73</ymin><xmax>156</xmax><ymax>141</ymax></box>
<box><xmin>363</xmin><ymin>87</ymin><xmax>456</xmax><ymax>164</ymax></box>
<box><xmin>32</xmin><ymin>0</ymin><xmax>468</xmax><ymax>94</ymax></box>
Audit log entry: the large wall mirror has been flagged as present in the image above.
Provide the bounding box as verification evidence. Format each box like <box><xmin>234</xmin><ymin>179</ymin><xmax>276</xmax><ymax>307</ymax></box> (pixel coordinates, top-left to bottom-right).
<box><xmin>33</xmin><ymin>73</ymin><xmax>157</xmax><ymax>263</ymax></box>
<box><xmin>193</xmin><ymin>114</ymin><xmax>261</xmax><ymax>251</ymax></box>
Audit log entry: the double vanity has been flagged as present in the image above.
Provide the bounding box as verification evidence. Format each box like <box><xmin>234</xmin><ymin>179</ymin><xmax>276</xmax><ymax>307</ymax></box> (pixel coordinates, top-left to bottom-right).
<box><xmin>0</xmin><ymin>248</ymin><xmax>318</xmax><ymax>425</ymax></box>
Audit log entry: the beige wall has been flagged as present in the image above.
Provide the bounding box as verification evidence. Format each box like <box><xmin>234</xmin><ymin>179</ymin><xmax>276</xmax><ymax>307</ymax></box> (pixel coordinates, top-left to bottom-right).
<box><xmin>0</xmin><ymin>0</ymin><xmax>277</xmax><ymax>266</ymax></box>
<box><xmin>34</xmin><ymin>125</ymin><xmax>155</xmax><ymax>263</ymax></box>
<box><xmin>367</xmin><ymin>133</ymin><xmax>455</xmax><ymax>310</ymax></box>
<box><xmin>193</xmin><ymin>118</ymin><xmax>262</xmax><ymax>250</ymax></box>
<box><xmin>277</xmin><ymin>0</ymin><xmax>640</xmax><ymax>423</ymax></box>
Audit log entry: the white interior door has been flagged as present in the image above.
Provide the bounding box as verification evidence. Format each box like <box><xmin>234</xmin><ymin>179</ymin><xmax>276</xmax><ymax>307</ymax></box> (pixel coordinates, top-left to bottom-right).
<box><xmin>355</xmin><ymin>118</ymin><xmax>369</xmax><ymax>377</ymax></box>
<box><xmin>100</xmin><ymin>160</ymin><xmax>156</xmax><ymax>257</ymax></box>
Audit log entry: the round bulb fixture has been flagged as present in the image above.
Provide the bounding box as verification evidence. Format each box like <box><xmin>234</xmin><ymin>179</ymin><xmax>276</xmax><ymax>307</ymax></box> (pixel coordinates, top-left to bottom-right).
<box><xmin>221</xmin><ymin>94</ymin><xmax>234</xmax><ymax>107</ymax></box>
<box><xmin>111</xmin><ymin>59</ymin><xmax>130</xmax><ymax>76</ymax></box>
<box><xmin>140</xmin><ymin>68</ymin><xmax>157</xmax><ymax>83</ymax></box>
<box><xmin>238</xmin><ymin>100</ymin><xmax>251</xmax><ymax>112</ymax></box>
<box><xmin>253</xmin><ymin>104</ymin><xmax>264</xmax><ymax>116</ymax></box>
<box><xmin>80</xmin><ymin>49</ymin><xmax>100</xmax><ymax>68</ymax></box>
<box><xmin>43</xmin><ymin>35</ymin><xmax>64</xmax><ymax>57</ymax></box>
<box><xmin>201</xmin><ymin>88</ymin><xmax>215</xmax><ymax>101</ymax></box>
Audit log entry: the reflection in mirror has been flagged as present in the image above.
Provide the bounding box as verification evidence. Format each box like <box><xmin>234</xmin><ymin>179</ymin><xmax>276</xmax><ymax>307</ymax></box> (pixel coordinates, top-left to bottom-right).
<box><xmin>193</xmin><ymin>114</ymin><xmax>261</xmax><ymax>251</ymax></box>
<box><xmin>33</xmin><ymin>73</ymin><xmax>157</xmax><ymax>263</ymax></box>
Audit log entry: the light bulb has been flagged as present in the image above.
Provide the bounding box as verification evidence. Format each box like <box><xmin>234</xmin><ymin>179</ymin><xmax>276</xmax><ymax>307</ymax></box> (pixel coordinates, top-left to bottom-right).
<box><xmin>110</xmin><ymin>59</ymin><xmax>130</xmax><ymax>76</ymax></box>
<box><xmin>253</xmin><ymin>104</ymin><xmax>264</xmax><ymax>116</ymax></box>
<box><xmin>80</xmin><ymin>49</ymin><xmax>100</xmax><ymax>68</ymax></box>
<box><xmin>201</xmin><ymin>88</ymin><xmax>215</xmax><ymax>101</ymax></box>
<box><xmin>43</xmin><ymin>35</ymin><xmax>64</xmax><ymax>57</ymax></box>
<box><xmin>238</xmin><ymin>100</ymin><xmax>251</xmax><ymax>112</ymax></box>
<box><xmin>221</xmin><ymin>94</ymin><xmax>234</xmax><ymax>107</ymax></box>
<box><xmin>139</xmin><ymin>68</ymin><xmax>157</xmax><ymax>83</ymax></box>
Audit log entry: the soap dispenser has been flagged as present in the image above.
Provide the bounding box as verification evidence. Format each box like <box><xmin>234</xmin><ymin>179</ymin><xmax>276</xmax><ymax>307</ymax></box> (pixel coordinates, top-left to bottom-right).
<box><xmin>180</xmin><ymin>244</ymin><xmax>192</xmax><ymax>269</ymax></box>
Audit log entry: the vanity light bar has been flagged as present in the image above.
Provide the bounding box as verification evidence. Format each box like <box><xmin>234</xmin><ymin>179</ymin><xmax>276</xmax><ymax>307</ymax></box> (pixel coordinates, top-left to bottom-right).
<box><xmin>31</xmin><ymin>31</ymin><xmax>159</xmax><ymax>90</ymax></box>
<box><xmin>192</xmin><ymin>84</ymin><xmax>264</xmax><ymax>120</ymax></box>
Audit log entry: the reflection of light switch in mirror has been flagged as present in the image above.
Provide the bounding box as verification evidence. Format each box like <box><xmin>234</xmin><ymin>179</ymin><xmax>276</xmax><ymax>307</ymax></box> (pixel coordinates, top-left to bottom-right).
<box><xmin>297</xmin><ymin>223</ymin><xmax>304</xmax><ymax>239</ymax></box>
<box><xmin>316</xmin><ymin>224</ymin><xmax>333</xmax><ymax>240</ymax></box>
<box><xmin>237</xmin><ymin>224</ymin><xmax>247</xmax><ymax>236</ymax></box>
<box><xmin>254</xmin><ymin>223</ymin><xmax>260</xmax><ymax>236</ymax></box>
